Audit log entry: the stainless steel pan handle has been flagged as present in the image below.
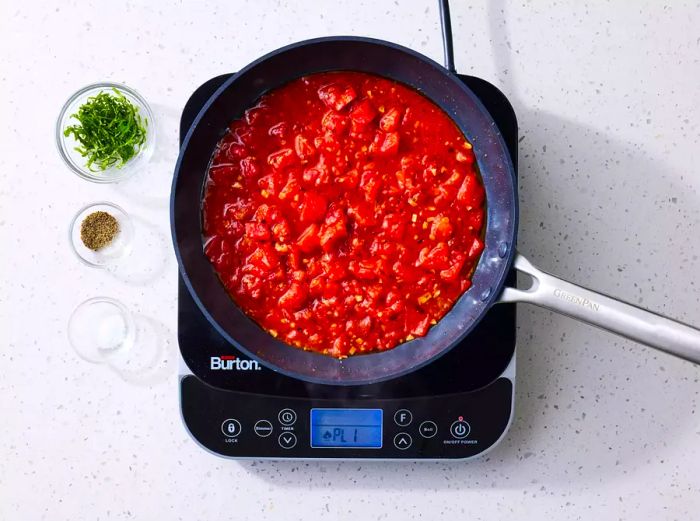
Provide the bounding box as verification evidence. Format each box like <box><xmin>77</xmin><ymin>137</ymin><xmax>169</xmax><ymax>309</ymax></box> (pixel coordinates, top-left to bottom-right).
<box><xmin>499</xmin><ymin>252</ymin><xmax>700</xmax><ymax>364</ymax></box>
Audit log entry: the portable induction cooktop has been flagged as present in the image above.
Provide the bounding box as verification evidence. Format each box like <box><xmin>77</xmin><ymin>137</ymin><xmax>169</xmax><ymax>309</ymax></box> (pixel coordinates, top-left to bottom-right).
<box><xmin>177</xmin><ymin>73</ymin><xmax>518</xmax><ymax>460</ymax></box>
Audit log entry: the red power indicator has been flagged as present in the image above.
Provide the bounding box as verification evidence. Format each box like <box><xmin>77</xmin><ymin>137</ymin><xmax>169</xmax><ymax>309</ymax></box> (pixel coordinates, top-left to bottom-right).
<box><xmin>220</xmin><ymin>355</ymin><xmax>237</xmax><ymax>360</ymax></box>
<box><xmin>458</xmin><ymin>416</ymin><xmax>463</xmax><ymax>421</ymax></box>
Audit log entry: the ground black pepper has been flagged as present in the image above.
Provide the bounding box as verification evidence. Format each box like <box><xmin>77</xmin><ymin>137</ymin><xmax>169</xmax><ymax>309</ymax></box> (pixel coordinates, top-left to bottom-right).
<box><xmin>80</xmin><ymin>211</ymin><xmax>120</xmax><ymax>250</ymax></box>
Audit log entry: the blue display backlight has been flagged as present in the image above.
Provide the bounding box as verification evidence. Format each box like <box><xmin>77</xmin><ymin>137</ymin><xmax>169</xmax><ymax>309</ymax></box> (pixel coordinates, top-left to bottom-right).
<box><xmin>310</xmin><ymin>409</ymin><xmax>383</xmax><ymax>449</ymax></box>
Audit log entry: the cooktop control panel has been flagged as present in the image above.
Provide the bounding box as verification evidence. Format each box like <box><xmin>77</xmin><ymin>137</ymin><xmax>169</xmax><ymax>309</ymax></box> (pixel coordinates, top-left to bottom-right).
<box><xmin>180</xmin><ymin>375</ymin><xmax>513</xmax><ymax>459</ymax></box>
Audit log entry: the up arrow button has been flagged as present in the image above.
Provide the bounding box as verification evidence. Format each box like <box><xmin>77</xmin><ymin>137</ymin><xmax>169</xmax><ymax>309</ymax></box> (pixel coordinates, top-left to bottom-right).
<box><xmin>393</xmin><ymin>432</ymin><xmax>412</xmax><ymax>450</ymax></box>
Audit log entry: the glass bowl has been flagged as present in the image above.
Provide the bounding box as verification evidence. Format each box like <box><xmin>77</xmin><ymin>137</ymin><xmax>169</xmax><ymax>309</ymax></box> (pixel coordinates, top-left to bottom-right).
<box><xmin>56</xmin><ymin>82</ymin><xmax>156</xmax><ymax>183</ymax></box>
<box><xmin>67</xmin><ymin>297</ymin><xmax>136</xmax><ymax>363</ymax></box>
<box><xmin>69</xmin><ymin>202</ymin><xmax>134</xmax><ymax>268</ymax></box>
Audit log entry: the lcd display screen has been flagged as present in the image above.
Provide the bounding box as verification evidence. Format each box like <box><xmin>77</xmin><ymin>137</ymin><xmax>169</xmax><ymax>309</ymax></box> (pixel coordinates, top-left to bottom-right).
<box><xmin>310</xmin><ymin>409</ymin><xmax>383</xmax><ymax>448</ymax></box>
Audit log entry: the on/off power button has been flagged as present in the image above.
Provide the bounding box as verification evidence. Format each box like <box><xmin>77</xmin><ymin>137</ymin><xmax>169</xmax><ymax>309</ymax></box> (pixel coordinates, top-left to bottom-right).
<box><xmin>450</xmin><ymin>417</ymin><xmax>470</xmax><ymax>439</ymax></box>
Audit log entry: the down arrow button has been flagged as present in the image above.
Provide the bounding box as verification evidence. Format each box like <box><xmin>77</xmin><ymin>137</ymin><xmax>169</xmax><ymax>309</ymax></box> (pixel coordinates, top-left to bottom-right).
<box><xmin>278</xmin><ymin>432</ymin><xmax>297</xmax><ymax>449</ymax></box>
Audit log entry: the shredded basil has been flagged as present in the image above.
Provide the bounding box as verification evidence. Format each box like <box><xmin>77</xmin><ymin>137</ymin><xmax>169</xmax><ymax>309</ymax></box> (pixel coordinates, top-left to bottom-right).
<box><xmin>64</xmin><ymin>88</ymin><xmax>148</xmax><ymax>171</ymax></box>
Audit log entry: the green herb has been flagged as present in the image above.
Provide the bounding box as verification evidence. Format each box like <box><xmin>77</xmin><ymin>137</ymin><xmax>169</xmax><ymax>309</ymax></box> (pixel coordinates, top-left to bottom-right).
<box><xmin>64</xmin><ymin>88</ymin><xmax>148</xmax><ymax>172</ymax></box>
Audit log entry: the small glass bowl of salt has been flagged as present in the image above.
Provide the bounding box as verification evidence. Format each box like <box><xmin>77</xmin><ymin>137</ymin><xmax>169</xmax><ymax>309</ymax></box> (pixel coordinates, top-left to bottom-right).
<box><xmin>67</xmin><ymin>297</ymin><xmax>136</xmax><ymax>363</ymax></box>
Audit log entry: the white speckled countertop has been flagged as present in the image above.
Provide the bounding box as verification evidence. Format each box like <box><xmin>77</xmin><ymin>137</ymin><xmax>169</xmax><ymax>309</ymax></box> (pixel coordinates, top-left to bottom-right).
<box><xmin>2</xmin><ymin>0</ymin><xmax>700</xmax><ymax>519</ymax></box>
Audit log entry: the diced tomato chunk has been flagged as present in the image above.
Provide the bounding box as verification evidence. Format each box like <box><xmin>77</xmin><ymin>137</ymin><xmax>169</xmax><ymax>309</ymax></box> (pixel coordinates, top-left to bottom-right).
<box><xmin>359</xmin><ymin>169</ymin><xmax>381</xmax><ymax>202</ymax></box>
<box><xmin>324</xmin><ymin>260</ymin><xmax>347</xmax><ymax>281</ymax></box>
<box><xmin>252</xmin><ymin>203</ymin><xmax>282</xmax><ymax>224</ymax></box>
<box><xmin>467</xmin><ymin>237</ymin><xmax>484</xmax><ymax>260</ymax></box>
<box><xmin>245</xmin><ymin>222</ymin><xmax>270</xmax><ymax>241</ymax></box>
<box><xmin>430</xmin><ymin>216</ymin><xmax>453</xmax><ymax>240</ymax></box>
<box><xmin>321</xmin><ymin>111</ymin><xmax>348</xmax><ymax>134</ymax></box>
<box><xmin>401</xmin><ymin>106</ymin><xmax>415</xmax><ymax>127</ymax></box>
<box><xmin>400</xmin><ymin>155</ymin><xmax>418</xmax><ymax>175</ymax></box>
<box><xmin>439</xmin><ymin>253</ymin><xmax>466</xmax><ymax>281</ymax></box>
<box><xmin>257</xmin><ymin>174</ymin><xmax>280</xmax><ymax>196</ymax></box>
<box><xmin>267</xmin><ymin>148</ymin><xmax>297</xmax><ymax>170</ymax></box>
<box><xmin>415</xmin><ymin>242</ymin><xmax>450</xmax><ymax>270</ymax></box>
<box><xmin>239</xmin><ymin>157</ymin><xmax>259</xmax><ymax>179</ymax></box>
<box><xmin>381</xmin><ymin>213</ymin><xmax>405</xmax><ymax>240</ymax></box>
<box><xmin>278</xmin><ymin>172</ymin><xmax>301</xmax><ymax>201</ymax></box>
<box><xmin>349</xmin><ymin>259</ymin><xmax>379</xmax><ymax>280</ymax></box>
<box><xmin>324</xmin><ymin>206</ymin><xmax>347</xmax><ymax>229</ymax></box>
<box><xmin>246</xmin><ymin>245</ymin><xmax>279</xmax><ymax>273</ymax></box>
<box><xmin>370</xmin><ymin>132</ymin><xmax>400</xmax><ymax>155</ymax></box>
<box><xmin>268</xmin><ymin>122</ymin><xmax>288</xmax><ymax>138</ymax></box>
<box><xmin>405</xmin><ymin>307</ymin><xmax>431</xmax><ymax>336</ymax></box>
<box><xmin>303</xmin><ymin>166</ymin><xmax>330</xmax><ymax>187</ymax></box>
<box><xmin>318</xmin><ymin>83</ymin><xmax>357</xmax><ymax>111</ymax></box>
<box><xmin>357</xmin><ymin>316</ymin><xmax>372</xmax><ymax>335</ymax></box>
<box><xmin>349</xmin><ymin>99</ymin><xmax>377</xmax><ymax>128</ymax></box>
<box><xmin>379</xmin><ymin>107</ymin><xmax>402</xmax><ymax>132</ymax></box>
<box><xmin>299</xmin><ymin>192</ymin><xmax>327</xmax><ymax>224</ymax></box>
<box><xmin>457</xmin><ymin>173</ymin><xmax>485</xmax><ymax>209</ymax></box>
<box><xmin>294</xmin><ymin>134</ymin><xmax>315</xmax><ymax>160</ymax></box>
<box><xmin>467</xmin><ymin>208</ymin><xmax>484</xmax><ymax>231</ymax></box>
<box><xmin>287</xmin><ymin>249</ymin><xmax>301</xmax><ymax>270</ymax></box>
<box><xmin>329</xmin><ymin>335</ymin><xmax>348</xmax><ymax>357</ymax></box>
<box><xmin>411</xmin><ymin>315</ymin><xmax>431</xmax><ymax>336</ymax></box>
<box><xmin>223</xmin><ymin>144</ymin><xmax>246</xmax><ymax>161</ymax></box>
<box><xmin>347</xmin><ymin>200</ymin><xmax>376</xmax><ymax>227</ymax></box>
<box><xmin>319</xmin><ymin>207</ymin><xmax>347</xmax><ymax>251</ymax></box>
<box><xmin>297</xmin><ymin>223</ymin><xmax>320</xmax><ymax>253</ymax></box>
<box><xmin>238</xmin><ymin>273</ymin><xmax>263</xmax><ymax>299</ymax></box>
<box><xmin>271</xmin><ymin>220</ymin><xmax>291</xmax><ymax>242</ymax></box>
<box><xmin>336</xmin><ymin>168</ymin><xmax>359</xmax><ymax>189</ymax></box>
<box><xmin>244</xmin><ymin>105</ymin><xmax>267</xmax><ymax>125</ymax></box>
<box><xmin>278</xmin><ymin>283</ymin><xmax>307</xmax><ymax>311</ymax></box>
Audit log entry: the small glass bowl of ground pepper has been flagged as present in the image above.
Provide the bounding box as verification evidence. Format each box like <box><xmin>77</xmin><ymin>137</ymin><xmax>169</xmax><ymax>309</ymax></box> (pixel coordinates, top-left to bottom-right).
<box><xmin>56</xmin><ymin>82</ymin><xmax>155</xmax><ymax>183</ymax></box>
<box><xmin>69</xmin><ymin>202</ymin><xmax>134</xmax><ymax>268</ymax></box>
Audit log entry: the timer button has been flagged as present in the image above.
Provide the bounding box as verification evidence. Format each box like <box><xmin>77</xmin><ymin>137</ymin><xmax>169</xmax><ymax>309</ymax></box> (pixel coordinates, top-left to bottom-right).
<box><xmin>278</xmin><ymin>408</ymin><xmax>297</xmax><ymax>426</ymax></box>
<box><xmin>393</xmin><ymin>409</ymin><xmax>412</xmax><ymax>427</ymax></box>
<box><xmin>221</xmin><ymin>419</ymin><xmax>242</xmax><ymax>438</ymax></box>
<box><xmin>450</xmin><ymin>419</ymin><xmax>470</xmax><ymax>439</ymax></box>
<box><xmin>393</xmin><ymin>432</ymin><xmax>412</xmax><ymax>450</ymax></box>
<box><xmin>278</xmin><ymin>432</ymin><xmax>297</xmax><ymax>449</ymax></box>
<box><xmin>419</xmin><ymin>420</ymin><xmax>438</xmax><ymax>438</ymax></box>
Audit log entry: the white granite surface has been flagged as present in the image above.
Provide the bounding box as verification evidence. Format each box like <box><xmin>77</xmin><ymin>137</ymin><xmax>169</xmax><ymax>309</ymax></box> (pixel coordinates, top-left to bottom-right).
<box><xmin>1</xmin><ymin>0</ymin><xmax>699</xmax><ymax>519</ymax></box>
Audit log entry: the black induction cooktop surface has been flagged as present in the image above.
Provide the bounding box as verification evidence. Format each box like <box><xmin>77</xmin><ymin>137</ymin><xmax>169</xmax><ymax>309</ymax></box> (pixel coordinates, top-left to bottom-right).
<box><xmin>178</xmin><ymin>73</ymin><xmax>518</xmax><ymax>400</ymax></box>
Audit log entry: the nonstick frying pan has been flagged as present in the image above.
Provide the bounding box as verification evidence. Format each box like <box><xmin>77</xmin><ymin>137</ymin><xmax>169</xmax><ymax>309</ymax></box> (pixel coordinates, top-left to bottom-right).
<box><xmin>171</xmin><ymin>1</ymin><xmax>700</xmax><ymax>386</ymax></box>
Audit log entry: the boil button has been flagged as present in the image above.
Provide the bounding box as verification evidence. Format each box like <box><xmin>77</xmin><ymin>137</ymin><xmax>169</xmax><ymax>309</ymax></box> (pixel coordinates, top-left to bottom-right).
<box><xmin>419</xmin><ymin>421</ymin><xmax>438</xmax><ymax>438</ymax></box>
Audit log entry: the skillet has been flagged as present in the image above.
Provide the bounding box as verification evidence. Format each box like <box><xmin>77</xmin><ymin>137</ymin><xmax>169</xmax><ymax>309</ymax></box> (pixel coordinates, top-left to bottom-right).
<box><xmin>171</xmin><ymin>0</ymin><xmax>700</xmax><ymax>385</ymax></box>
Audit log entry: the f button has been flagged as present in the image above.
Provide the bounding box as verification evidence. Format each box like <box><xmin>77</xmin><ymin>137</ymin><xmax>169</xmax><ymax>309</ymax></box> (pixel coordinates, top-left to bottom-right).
<box><xmin>394</xmin><ymin>409</ymin><xmax>412</xmax><ymax>427</ymax></box>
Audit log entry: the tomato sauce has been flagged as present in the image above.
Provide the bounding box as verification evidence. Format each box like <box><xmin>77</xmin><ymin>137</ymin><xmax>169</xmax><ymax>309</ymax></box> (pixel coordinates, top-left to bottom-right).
<box><xmin>202</xmin><ymin>71</ymin><xmax>485</xmax><ymax>357</ymax></box>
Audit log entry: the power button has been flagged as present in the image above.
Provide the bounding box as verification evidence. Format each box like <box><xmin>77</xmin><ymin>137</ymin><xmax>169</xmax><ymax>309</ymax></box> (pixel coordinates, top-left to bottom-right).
<box><xmin>450</xmin><ymin>418</ymin><xmax>470</xmax><ymax>439</ymax></box>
